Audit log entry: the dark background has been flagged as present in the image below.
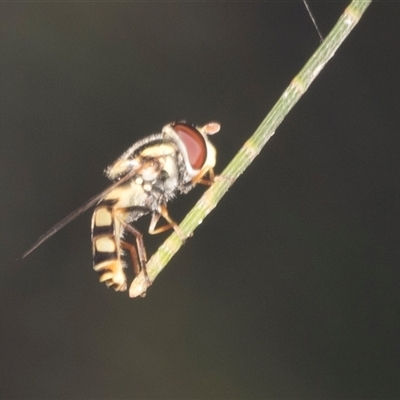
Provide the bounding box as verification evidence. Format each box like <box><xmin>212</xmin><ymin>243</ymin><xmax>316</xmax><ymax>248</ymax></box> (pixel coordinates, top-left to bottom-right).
<box><xmin>1</xmin><ymin>1</ymin><xmax>399</xmax><ymax>399</ymax></box>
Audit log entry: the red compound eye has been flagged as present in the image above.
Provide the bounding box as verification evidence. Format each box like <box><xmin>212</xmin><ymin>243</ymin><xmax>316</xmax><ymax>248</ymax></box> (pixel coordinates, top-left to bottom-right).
<box><xmin>173</xmin><ymin>123</ymin><xmax>207</xmax><ymax>170</ymax></box>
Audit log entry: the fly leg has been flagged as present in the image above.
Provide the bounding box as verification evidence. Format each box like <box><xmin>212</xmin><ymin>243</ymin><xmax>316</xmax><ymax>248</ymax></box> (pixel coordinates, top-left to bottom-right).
<box><xmin>195</xmin><ymin>168</ymin><xmax>234</xmax><ymax>186</ymax></box>
<box><xmin>148</xmin><ymin>205</ymin><xmax>185</xmax><ymax>241</ymax></box>
<box><xmin>198</xmin><ymin>168</ymin><xmax>215</xmax><ymax>186</ymax></box>
<box><xmin>117</xmin><ymin>217</ymin><xmax>150</xmax><ymax>283</ymax></box>
<box><xmin>120</xmin><ymin>240</ymin><xmax>140</xmax><ymax>277</ymax></box>
<box><xmin>191</xmin><ymin>167</ymin><xmax>215</xmax><ymax>186</ymax></box>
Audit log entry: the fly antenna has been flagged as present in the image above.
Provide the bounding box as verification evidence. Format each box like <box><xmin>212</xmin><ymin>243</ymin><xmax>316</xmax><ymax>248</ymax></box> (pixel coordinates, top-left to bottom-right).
<box><xmin>303</xmin><ymin>0</ymin><xmax>324</xmax><ymax>43</ymax></box>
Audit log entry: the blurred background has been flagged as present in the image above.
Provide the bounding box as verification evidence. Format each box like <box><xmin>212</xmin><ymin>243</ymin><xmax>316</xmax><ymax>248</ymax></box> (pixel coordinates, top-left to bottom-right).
<box><xmin>1</xmin><ymin>1</ymin><xmax>399</xmax><ymax>398</ymax></box>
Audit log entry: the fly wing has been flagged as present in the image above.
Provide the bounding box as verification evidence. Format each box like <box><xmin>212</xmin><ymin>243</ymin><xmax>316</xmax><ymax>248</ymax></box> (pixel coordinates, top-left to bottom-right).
<box><xmin>21</xmin><ymin>159</ymin><xmax>155</xmax><ymax>259</ymax></box>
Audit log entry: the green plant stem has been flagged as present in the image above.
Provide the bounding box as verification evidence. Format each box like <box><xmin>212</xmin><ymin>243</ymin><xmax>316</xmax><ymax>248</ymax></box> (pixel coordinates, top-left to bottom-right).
<box><xmin>129</xmin><ymin>0</ymin><xmax>372</xmax><ymax>297</ymax></box>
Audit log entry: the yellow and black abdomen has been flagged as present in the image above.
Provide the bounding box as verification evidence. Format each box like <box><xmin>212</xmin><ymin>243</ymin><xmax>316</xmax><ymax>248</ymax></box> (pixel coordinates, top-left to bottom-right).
<box><xmin>91</xmin><ymin>180</ymin><xmax>152</xmax><ymax>291</ymax></box>
<box><xmin>91</xmin><ymin>198</ymin><xmax>127</xmax><ymax>291</ymax></box>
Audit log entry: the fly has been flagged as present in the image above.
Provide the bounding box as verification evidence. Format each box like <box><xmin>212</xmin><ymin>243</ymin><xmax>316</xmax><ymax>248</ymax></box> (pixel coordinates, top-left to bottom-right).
<box><xmin>22</xmin><ymin>121</ymin><xmax>220</xmax><ymax>295</ymax></box>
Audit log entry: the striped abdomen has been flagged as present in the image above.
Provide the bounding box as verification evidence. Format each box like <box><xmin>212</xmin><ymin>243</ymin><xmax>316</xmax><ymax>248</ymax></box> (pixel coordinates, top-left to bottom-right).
<box><xmin>91</xmin><ymin>198</ymin><xmax>127</xmax><ymax>291</ymax></box>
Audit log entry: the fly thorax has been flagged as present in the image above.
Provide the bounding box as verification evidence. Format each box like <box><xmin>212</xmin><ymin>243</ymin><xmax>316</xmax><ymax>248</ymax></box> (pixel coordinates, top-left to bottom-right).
<box><xmin>139</xmin><ymin>162</ymin><xmax>163</xmax><ymax>182</ymax></box>
<box><xmin>159</xmin><ymin>154</ymin><xmax>179</xmax><ymax>193</ymax></box>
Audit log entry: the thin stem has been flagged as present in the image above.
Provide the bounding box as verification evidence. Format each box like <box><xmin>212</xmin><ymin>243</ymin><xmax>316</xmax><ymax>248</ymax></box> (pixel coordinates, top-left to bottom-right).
<box><xmin>129</xmin><ymin>0</ymin><xmax>372</xmax><ymax>298</ymax></box>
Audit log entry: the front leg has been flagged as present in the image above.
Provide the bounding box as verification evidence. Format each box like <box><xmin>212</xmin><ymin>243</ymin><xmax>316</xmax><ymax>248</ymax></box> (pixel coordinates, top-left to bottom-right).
<box><xmin>148</xmin><ymin>205</ymin><xmax>185</xmax><ymax>241</ymax></box>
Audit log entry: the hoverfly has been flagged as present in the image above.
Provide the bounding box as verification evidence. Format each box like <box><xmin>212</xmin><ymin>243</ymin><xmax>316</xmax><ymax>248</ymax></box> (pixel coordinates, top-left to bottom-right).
<box><xmin>22</xmin><ymin>121</ymin><xmax>220</xmax><ymax>294</ymax></box>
